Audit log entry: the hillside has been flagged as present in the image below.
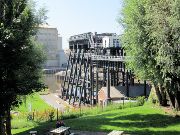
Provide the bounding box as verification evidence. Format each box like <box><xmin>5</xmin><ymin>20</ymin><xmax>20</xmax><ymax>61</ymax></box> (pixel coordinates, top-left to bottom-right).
<box><xmin>65</xmin><ymin>104</ymin><xmax>180</xmax><ymax>135</ymax></box>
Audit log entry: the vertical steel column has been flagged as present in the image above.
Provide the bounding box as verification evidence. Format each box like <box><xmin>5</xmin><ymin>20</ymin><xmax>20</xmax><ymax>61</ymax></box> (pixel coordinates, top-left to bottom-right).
<box><xmin>113</xmin><ymin>62</ymin><xmax>116</xmax><ymax>86</ymax></box>
<box><xmin>66</xmin><ymin>52</ymin><xmax>76</xmax><ymax>99</ymax></box>
<box><xmin>103</xmin><ymin>61</ymin><xmax>106</xmax><ymax>87</ymax></box>
<box><xmin>107</xmin><ymin>61</ymin><xmax>110</xmax><ymax>100</ymax></box>
<box><xmin>79</xmin><ymin>57</ymin><xmax>89</xmax><ymax>105</ymax></box>
<box><xmin>73</xmin><ymin>50</ymin><xmax>84</xmax><ymax>104</ymax></box>
<box><xmin>96</xmin><ymin>66</ymin><xmax>99</xmax><ymax>104</ymax></box>
<box><xmin>62</xmin><ymin>52</ymin><xmax>71</xmax><ymax>97</ymax></box>
<box><xmin>90</xmin><ymin>59</ymin><xmax>93</xmax><ymax>105</ymax></box>
<box><xmin>69</xmin><ymin>51</ymin><xmax>80</xmax><ymax>104</ymax></box>
<box><xmin>116</xmin><ymin>62</ymin><xmax>119</xmax><ymax>86</ymax></box>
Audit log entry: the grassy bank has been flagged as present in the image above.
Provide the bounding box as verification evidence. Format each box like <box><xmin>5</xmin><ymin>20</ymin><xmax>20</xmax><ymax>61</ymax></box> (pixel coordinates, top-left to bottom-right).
<box><xmin>12</xmin><ymin>96</ymin><xmax>180</xmax><ymax>135</ymax></box>
<box><xmin>13</xmin><ymin>93</ymin><xmax>52</xmax><ymax>112</ymax></box>
<box><xmin>12</xmin><ymin>99</ymin><xmax>142</xmax><ymax>135</ymax></box>
<box><xmin>65</xmin><ymin>104</ymin><xmax>180</xmax><ymax>135</ymax></box>
<box><xmin>12</xmin><ymin>93</ymin><xmax>54</xmax><ymax>134</ymax></box>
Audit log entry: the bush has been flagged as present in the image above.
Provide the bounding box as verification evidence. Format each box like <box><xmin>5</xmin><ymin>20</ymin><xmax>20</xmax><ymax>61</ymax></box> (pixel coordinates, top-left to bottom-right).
<box><xmin>136</xmin><ymin>96</ymin><xmax>146</xmax><ymax>106</ymax></box>
<box><xmin>49</xmin><ymin>111</ymin><xmax>55</xmax><ymax>122</ymax></box>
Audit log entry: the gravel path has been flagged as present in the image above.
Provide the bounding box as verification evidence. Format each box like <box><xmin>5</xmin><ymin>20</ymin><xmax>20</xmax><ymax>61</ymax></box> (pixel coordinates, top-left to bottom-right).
<box><xmin>40</xmin><ymin>93</ymin><xmax>68</xmax><ymax>111</ymax></box>
<box><xmin>40</xmin><ymin>94</ymin><xmax>117</xmax><ymax>135</ymax></box>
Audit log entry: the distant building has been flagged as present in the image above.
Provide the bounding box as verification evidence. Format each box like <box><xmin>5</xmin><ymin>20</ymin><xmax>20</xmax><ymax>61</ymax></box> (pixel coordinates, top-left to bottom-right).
<box><xmin>36</xmin><ymin>24</ymin><xmax>67</xmax><ymax>68</ymax></box>
<box><xmin>98</xmin><ymin>84</ymin><xmax>151</xmax><ymax>106</ymax></box>
<box><xmin>102</xmin><ymin>34</ymin><xmax>120</xmax><ymax>48</ymax></box>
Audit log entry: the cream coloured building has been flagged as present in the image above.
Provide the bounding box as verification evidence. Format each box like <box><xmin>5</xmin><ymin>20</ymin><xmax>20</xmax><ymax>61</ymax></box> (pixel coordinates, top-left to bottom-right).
<box><xmin>102</xmin><ymin>34</ymin><xmax>120</xmax><ymax>48</ymax></box>
<box><xmin>36</xmin><ymin>24</ymin><xmax>67</xmax><ymax>68</ymax></box>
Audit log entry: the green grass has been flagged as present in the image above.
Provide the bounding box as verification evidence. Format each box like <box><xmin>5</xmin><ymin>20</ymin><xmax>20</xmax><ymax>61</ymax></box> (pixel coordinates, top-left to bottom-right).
<box><xmin>64</xmin><ymin>104</ymin><xmax>180</xmax><ymax>135</ymax></box>
<box><xmin>13</xmin><ymin>93</ymin><xmax>52</xmax><ymax>112</ymax></box>
<box><xmin>12</xmin><ymin>93</ymin><xmax>54</xmax><ymax>135</ymax></box>
<box><xmin>12</xmin><ymin>98</ymin><xmax>180</xmax><ymax>135</ymax></box>
<box><xmin>12</xmin><ymin>121</ymin><xmax>55</xmax><ymax>135</ymax></box>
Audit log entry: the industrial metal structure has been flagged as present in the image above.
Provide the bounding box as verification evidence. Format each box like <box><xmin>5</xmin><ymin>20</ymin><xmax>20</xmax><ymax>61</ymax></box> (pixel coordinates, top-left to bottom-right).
<box><xmin>61</xmin><ymin>32</ymin><xmax>134</xmax><ymax>106</ymax></box>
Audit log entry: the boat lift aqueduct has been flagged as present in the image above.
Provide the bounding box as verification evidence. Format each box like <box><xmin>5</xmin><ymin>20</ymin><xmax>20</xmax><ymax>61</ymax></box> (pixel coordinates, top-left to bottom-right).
<box><xmin>61</xmin><ymin>32</ymin><xmax>143</xmax><ymax>106</ymax></box>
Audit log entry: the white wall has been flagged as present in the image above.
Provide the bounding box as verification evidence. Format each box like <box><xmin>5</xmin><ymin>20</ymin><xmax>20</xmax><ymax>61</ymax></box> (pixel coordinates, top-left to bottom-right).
<box><xmin>36</xmin><ymin>26</ymin><xmax>66</xmax><ymax>68</ymax></box>
<box><xmin>102</xmin><ymin>35</ymin><xmax>120</xmax><ymax>48</ymax></box>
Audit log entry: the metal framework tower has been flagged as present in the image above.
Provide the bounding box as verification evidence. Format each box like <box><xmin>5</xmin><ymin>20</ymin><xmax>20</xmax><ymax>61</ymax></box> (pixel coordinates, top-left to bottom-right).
<box><xmin>61</xmin><ymin>32</ymin><xmax>134</xmax><ymax>106</ymax></box>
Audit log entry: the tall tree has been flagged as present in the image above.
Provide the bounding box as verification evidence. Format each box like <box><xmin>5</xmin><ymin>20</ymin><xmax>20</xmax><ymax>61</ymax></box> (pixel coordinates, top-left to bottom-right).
<box><xmin>120</xmin><ymin>0</ymin><xmax>180</xmax><ymax>109</ymax></box>
<box><xmin>0</xmin><ymin>0</ymin><xmax>46</xmax><ymax>134</ymax></box>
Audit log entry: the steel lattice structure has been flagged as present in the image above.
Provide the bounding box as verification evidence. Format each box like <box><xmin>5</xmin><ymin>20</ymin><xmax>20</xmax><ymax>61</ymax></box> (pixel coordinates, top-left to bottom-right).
<box><xmin>61</xmin><ymin>32</ymin><xmax>134</xmax><ymax>106</ymax></box>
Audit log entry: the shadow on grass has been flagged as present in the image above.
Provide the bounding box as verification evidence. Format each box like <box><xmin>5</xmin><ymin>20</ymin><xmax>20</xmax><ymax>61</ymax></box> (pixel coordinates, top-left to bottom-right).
<box><xmin>65</xmin><ymin>113</ymin><xmax>180</xmax><ymax>135</ymax></box>
<box><xmin>112</xmin><ymin>114</ymin><xmax>180</xmax><ymax>128</ymax></box>
<box><xmin>14</xmin><ymin>120</ymin><xmax>56</xmax><ymax>135</ymax></box>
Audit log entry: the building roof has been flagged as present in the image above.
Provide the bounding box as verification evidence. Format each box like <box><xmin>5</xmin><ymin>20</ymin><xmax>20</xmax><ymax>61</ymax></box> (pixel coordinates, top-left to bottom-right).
<box><xmin>100</xmin><ymin>86</ymin><xmax>126</xmax><ymax>99</ymax></box>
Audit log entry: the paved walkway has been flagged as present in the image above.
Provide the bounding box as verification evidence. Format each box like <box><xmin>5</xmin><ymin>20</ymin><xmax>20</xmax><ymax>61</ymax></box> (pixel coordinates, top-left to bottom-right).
<box><xmin>40</xmin><ymin>94</ymin><xmax>123</xmax><ymax>135</ymax></box>
<box><xmin>40</xmin><ymin>93</ymin><xmax>69</xmax><ymax>111</ymax></box>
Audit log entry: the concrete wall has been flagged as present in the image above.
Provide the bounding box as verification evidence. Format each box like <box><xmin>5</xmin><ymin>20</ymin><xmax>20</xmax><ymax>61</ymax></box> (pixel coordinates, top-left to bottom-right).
<box><xmin>36</xmin><ymin>25</ymin><xmax>67</xmax><ymax>68</ymax></box>
<box><xmin>116</xmin><ymin>84</ymin><xmax>151</xmax><ymax>97</ymax></box>
<box><xmin>58</xmin><ymin>50</ymin><xmax>68</xmax><ymax>68</ymax></box>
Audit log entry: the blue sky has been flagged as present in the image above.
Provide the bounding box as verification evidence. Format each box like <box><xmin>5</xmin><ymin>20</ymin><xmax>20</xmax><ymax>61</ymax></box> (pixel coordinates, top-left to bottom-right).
<box><xmin>36</xmin><ymin>0</ymin><xmax>123</xmax><ymax>49</ymax></box>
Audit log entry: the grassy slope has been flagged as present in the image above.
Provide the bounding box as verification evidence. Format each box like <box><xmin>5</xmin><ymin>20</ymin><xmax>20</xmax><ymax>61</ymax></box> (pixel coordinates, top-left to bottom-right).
<box><xmin>14</xmin><ymin>93</ymin><xmax>52</xmax><ymax>112</ymax></box>
<box><xmin>65</xmin><ymin>104</ymin><xmax>180</xmax><ymax>135</ymax></box>
<box><xmin>12</xmin><ymin>98</ymin><xmax>180</xmax><ymax>135</ymax></box>
<box><xmin>12</xmin><ymin>93</ymin><xmax>53</xmax><ymax>135</ymax></box>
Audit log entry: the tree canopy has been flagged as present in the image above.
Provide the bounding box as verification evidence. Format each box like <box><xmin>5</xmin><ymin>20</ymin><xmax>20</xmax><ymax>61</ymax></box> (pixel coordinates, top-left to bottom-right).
<box><xmin>0</xmin><ymin>0</ymin><xmax>46</xmax><ymax>134</ymax></box>
<box><xmin>120</xmin><ymin>0</ymin><xmax>180</xmax><ymax>109</ymax></box>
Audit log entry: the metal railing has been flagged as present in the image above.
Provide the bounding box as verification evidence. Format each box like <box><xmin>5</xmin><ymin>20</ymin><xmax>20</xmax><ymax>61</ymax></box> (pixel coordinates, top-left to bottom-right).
<box><xmin>71</xmin><ymin>52</ymin><xmax>128</xmax><ymax>62</ymax></box>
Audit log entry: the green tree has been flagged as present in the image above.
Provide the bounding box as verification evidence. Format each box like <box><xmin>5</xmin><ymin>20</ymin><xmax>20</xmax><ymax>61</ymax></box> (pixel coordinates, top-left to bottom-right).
<box><xmin>120</xmin><ymin>0</ymin><xmax>180</xmax><ymax>109</ymax></box>
<box><xmin>0</xmin><ymin>0</ymin><xmax>47</xmax><ymax>134</ymax></box>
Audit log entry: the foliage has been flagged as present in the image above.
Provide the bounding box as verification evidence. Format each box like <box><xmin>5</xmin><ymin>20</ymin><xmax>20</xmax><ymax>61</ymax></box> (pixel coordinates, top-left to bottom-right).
<box><xmin>120</xmin><ymin>0</ymin><xmax>180</xmax><ymax>109</ymax></box>
<box><xmin>148</xmin><ymin>85</ymin><xmax>160</xmax><ymax>105</ymax></box>
<box><xmin>48</xmin><ymin>110</ymin><xmax>55</xmax><ymax>122</ymax></box>
<box><xmin>0</xmin><ymin>0</ymin><xmax>47</xmax><ymax>134</ymax></box>
<box><xmin>136</xmin><ymin>96</ymin><xmax>146</xmax><ymax>106</ymax></box>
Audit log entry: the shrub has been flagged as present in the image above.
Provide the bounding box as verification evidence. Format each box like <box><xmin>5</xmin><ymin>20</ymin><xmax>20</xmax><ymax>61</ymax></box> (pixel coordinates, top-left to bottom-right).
<box><xmin>49</xmin><ymin>111</ymin><xmax>55</xmax><ymax>122</ymax></box>
<box><xmin>136</xmin><ymin>96</ymin><xmax>146</xmax><ymax>106</ymax></box>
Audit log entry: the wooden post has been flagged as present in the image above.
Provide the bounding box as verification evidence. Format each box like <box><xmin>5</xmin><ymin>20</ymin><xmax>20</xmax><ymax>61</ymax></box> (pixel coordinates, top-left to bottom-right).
<box><xmin>126</xmin><ymin>70</ymin><xmax>129</xmax><ymax>97</ymax></box>
<box><xmin>32</xmin><ymin>111</ymin><xmax>34</xmax><ymax>120</ymax></box>
<box><xmin>144</xmin><ymin>80</ymin><xmax>147</xmax><ymax>97</ymax></box>
<box><xmin>57</xmin><ymin>108</ymin><xmax>58</xmax><ymax>121</ymax></box>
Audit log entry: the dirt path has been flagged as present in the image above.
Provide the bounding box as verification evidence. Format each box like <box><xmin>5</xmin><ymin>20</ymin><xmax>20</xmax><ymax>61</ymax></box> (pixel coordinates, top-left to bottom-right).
<box><xmin>40</xmin><ymin>94</ymin><xmax>110</xmax><ymax>135</ymax></box>
<box><xmin>40</xmin><ymin>93</ymin><xmax>69</xmax><ymax>111</ymax></box>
